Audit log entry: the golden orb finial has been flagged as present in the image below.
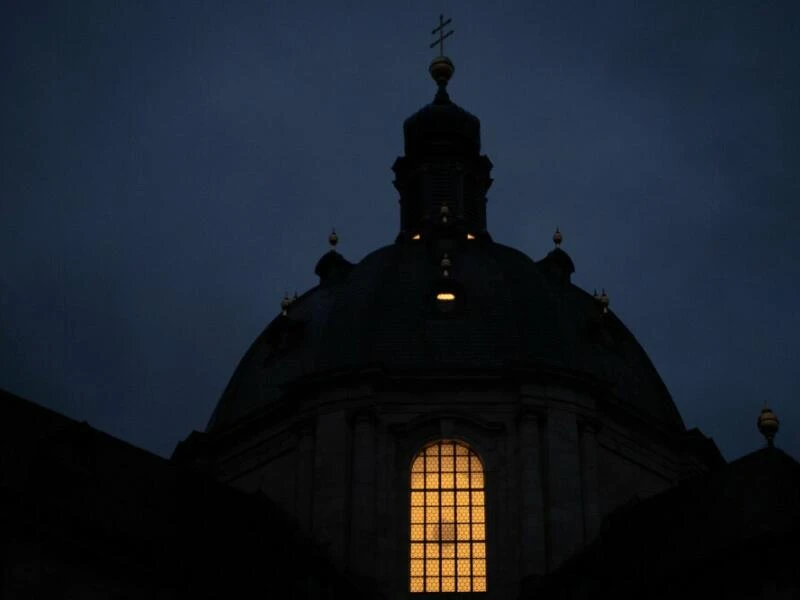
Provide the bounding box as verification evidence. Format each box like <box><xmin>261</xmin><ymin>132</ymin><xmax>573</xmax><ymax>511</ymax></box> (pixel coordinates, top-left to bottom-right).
<box><xmin>600</xmin><ymin>288</ymin><xmax>609</xmax><ymax>314</ymax></box>
<box><xmin>429</xmin><ymin>56</ymin><xmax>455</xmax><ymax>87</ymax></box>
<box><xmin>280</xmin><ymin>292</ymin><xmax>290</xmax><ymax>316</ymax></box>
<box><xmin>553</xmin><ymin>227</ymin><xmax>562</xmax><ymax>247</ymax></box>
<box><xmin>757</xmin><ymin>403</ymin><xmax>780</xmax><ymax>448</ymax></box>
<box><xmin>329</xmin><ymin>228</ymin><xmax>338</xmax><ymax>249</ymax></box>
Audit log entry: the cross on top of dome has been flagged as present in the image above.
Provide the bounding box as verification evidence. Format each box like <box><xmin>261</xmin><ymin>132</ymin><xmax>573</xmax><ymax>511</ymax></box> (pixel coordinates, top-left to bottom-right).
<box><xmin>430</xmin><ymin>14</ymin><xmax>454</xmax><ymax>56</ymax></box>
<box><xmin>429</xmin><ymin>15</ymin><xmax>456</xmax><ymax>91</ymax></box>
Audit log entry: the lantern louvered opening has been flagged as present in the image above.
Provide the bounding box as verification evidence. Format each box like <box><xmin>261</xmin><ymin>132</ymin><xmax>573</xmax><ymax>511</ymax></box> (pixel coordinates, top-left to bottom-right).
<box><xmin>424</xmin><ymin>170</ymin><xmax>463</xmax><ymax>218</ymax></box>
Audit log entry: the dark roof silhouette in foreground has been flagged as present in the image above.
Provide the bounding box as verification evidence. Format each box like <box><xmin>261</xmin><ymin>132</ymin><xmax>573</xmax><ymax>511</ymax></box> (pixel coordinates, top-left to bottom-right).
<box><xmin>528</xmin><ymin>441</ymin><xmax>800</xmax><ymax>599</ymax></box>
<box><xmin>0</xmin><ymin>388</ymin><xmax>382</xmax><ymax>599</ymax></box>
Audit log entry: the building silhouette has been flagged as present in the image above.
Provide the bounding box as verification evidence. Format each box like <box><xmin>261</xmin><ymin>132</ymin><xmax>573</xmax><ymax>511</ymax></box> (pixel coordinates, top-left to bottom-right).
<box><xmin>2</xmin><ymin>46</ymin><xmax>798</xmax><ymax>600</ymax></box>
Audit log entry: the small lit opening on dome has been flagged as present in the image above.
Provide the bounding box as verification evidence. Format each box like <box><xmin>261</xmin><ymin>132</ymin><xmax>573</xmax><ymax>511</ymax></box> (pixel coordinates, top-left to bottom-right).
<box><xmin>412</xmin><ymin>233</ymin><xmax>421</xmax><ymax>240</ymax></box>
<box><xmin>437</xmin><ymin>293</ymin><xmax>456</xmax><ymax>301</ymax></box>
<box><xmin>466</xmin><ymin>233</ymin><xmax>475</xmax><ymax>240</ymax></box>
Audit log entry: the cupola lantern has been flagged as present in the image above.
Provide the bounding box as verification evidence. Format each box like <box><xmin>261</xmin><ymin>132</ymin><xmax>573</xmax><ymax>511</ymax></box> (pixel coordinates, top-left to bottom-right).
<box><xmin>392</xmin><ymin>14</ymin><xmax>493</xmax><ymax>242</ymax></box>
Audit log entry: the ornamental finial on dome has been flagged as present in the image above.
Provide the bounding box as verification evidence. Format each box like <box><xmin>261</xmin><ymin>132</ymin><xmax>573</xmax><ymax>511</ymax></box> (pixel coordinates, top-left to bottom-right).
<box><xmin>280</xmin><ymin>292</ymin><xmax>290</xmax><ymax>316</ymax></box>
<box><xmin>441</xmin><ymin>252</ymin><xmax>451</xmax><ymax>277</ymax></box>
<box><xmin>430</xmin><ymin>56</ymin><xmax>455</xmax><ymax>88</ymax></box>
<box><xmin>329</xmin><ymin>228</ymin><xmax>338</xmax><ymax>249</ymax></box>
<box><xmin>553</xmin><ymin>227</ymin><xmax>562</xmax><ymax>247</ymax></box>
<box><xmin>429</xmin><ymin>14</ymin><xmax>455</xmax><ymax>95</ymax></box>
<box><xmin>440</xmin><ymin>203</ymin><xmax>451</xmax><ymax>224</ymax></box>
<box><xmin>600</xmin><ymin>288</ymin><xmax>609</xmax><ymax>314</ymax></box>
<box><xmin>757</xmin><ymin>402</ymin><xmax>780</xmax><ymax>448</ymax></box>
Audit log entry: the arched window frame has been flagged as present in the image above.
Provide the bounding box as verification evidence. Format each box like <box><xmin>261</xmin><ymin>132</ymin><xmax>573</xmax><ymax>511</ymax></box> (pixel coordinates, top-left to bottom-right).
<box><xmin>409</xmin><ymin>439</ymin><xmax>487</xmax><ymax>593</ymax></box>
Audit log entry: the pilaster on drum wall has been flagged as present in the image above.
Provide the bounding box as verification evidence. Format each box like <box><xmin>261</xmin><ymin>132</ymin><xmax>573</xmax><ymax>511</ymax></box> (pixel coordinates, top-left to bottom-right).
<box><xmin>312</xmin><ymin>410</ymin><xmax>349</xmax><ymax>569</ymax></box>
<box><xmin>578</xmin><ymin>418</ymin><xmax>601</xmax><ymax>544</ymax></box>
<box><xmin>545</xmin><ymin>408</ymin><xmax>583</xmax><ymax>569</ymax></box>
<box><xmin>294</xmin><ymin>420</ymin><xmax>316</xmax><ymax>530</ymax></box>
<box><xmin>349</xmin><ymin>410</ymin><xmax>376</xmax><ymax>575</ymax></box>
<box><xmin>517</xmin><ymin>409</ymin><xmax>546</xmax><ymax>578</ymax></box>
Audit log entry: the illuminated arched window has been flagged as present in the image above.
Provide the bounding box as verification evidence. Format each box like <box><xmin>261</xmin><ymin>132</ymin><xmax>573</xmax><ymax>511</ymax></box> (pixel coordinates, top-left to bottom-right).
<box><xmin>409</xmin><ymin>440</ymin><xmax>487</xmax><ymax>593</ymax></box>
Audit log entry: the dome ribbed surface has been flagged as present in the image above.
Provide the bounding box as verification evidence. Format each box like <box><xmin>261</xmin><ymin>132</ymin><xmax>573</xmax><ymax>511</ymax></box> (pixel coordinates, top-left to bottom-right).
<box><xmin>207</xmin><ymin>242</ymin><xmax>685</xmax><ymax>433</ymax></box>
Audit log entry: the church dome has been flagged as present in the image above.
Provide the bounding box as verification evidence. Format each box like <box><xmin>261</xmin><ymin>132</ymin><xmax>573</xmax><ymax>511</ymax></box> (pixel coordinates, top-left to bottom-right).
<box><xmin>205</xmin><ymin>53</ymin><xmax>685</xmax><ymax>436</ymax></box>
<box><xmin>207</xmin><ymin>238</ymin><xmax>685</xmax><ymax>433</ymax></box>
<box><xmin>178</xmin><ymin>39</ymin><xmax>732</xmax><ymax>600</ymax></box>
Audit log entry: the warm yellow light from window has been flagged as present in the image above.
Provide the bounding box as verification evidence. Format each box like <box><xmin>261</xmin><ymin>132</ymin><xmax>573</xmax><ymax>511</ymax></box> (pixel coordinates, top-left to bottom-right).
<box><xmin>412</xmin><ymin>233</ymin><xmax>421</xmax><ymax>240</ymax></box>
<box><xmin>466</xmin><ymin>233</ymin><xmax>475</xmax><ymax>240</ymax></box>
<box><xmin>436</xmin><ymin>293</ymin><xmax>456</xmax><ymax>301</ymax></box>
<box><xmin>410</xmin><ymin>440</ymin><xmax>487</xmax><ymax>593</ymax></box>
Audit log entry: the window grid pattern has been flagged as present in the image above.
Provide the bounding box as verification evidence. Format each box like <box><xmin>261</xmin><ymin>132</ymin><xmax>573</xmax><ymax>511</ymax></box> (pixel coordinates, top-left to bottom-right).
<box><xmin>409</xmin><ymin>441</ymin><xmax>486</xmax><ymax>593</ymax></box>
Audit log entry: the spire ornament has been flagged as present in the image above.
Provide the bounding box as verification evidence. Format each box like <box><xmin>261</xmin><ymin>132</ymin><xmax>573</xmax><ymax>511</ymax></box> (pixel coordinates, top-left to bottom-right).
<box><xmin>281</xmin><ymin>292</ymin><xmax>291</xmax><ymax>316</ymax></box>
<box><xmin>441</xmin><ymin>253</ymin><xmax>451</xmax><ymax>278</ymax></box>
<box><xmin>600</xmin><ymin>289</ymin><xmax>609</xmax><ymax>314</ymax></box>
<box><xmin>430</xmin><ymin>14</ymin><xmax>454</xmax><ymax>56</ymax></box>
<box><xmin>429</xmin><ymin>14</ymin><xmax>455</xmax><ymax>89</ymax></box>
<box><xmin>757</xmin><ymin>402</ymin><xmax>780</xmax><ymax>448</ymax></box>
<box><xmin>553</xmin><ymin>227</ymin><xmax>562</xmax><ymax>247</ymax></box>
<box><xmin>329</xmin><ymin>228</ymin><xmax>338</xmax><ymax>249</ymax></box>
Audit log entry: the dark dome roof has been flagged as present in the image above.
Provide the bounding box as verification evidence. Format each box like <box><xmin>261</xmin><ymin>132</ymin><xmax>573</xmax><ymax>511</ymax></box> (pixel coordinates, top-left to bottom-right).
<box><xmin>207</xmin><ymin>241</ymin><xmax>685</xmax><ymax>433</ymax></box>
<box><xmin>403</xmin><ymin>88</ymin><xmax>481</xmax><ymax>156</ymax></box>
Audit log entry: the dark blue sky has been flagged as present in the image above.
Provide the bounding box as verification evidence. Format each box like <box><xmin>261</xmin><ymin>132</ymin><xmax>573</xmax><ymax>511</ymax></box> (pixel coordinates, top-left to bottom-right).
<box><xmin>2</xmin><ymin>1</ymin><xmax>798</xmax><ymax>461</ymax></box>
